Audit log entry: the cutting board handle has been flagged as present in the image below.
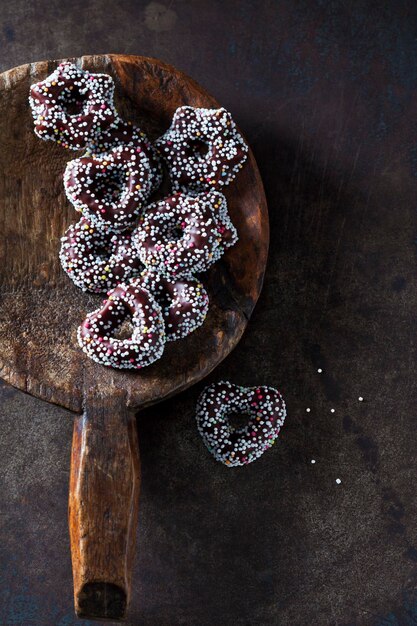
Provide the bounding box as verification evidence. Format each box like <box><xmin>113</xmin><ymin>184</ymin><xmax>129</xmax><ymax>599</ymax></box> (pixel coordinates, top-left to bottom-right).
<box><xmin>68</xmin><ymin>397</ymin><xmax>141</xmax><ymax>621</ymax></box>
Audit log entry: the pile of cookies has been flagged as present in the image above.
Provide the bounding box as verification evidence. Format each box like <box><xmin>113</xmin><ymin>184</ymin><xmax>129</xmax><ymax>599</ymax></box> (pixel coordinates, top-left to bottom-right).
<box><xmin>29</xmin><ymin>62</ymin><xmax>248</xmax><ymax>370</ymax></box>
<box><xmin>30</xmin><ymin>62</ymin><xmax>286</xmax><ymax>468</ymax></box>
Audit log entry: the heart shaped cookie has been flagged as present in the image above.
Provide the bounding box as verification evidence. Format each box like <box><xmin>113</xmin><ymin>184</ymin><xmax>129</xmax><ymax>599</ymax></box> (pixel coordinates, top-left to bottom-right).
<box><xmin>196</xmin><ymin>381</ymin><xmax>286</xmax><ymax>467</ymax></box>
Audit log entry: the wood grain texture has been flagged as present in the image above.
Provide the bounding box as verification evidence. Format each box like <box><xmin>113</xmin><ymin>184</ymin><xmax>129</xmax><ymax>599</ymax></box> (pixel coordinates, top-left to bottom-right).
<box><xmin>69</xmin><ymin>397</ymin><xmax>140</xmax><ymax>620</ymax></box>
<box><xmin>0</xmin><ymin>54</ymin><xmax>269</xmax><ymax>413</ymax></box>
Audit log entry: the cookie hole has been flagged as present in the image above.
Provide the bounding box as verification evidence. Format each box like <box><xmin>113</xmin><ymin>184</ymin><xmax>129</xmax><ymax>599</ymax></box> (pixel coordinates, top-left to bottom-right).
<box><xmin>59</xmin><ymin>85</ymin><xmax>86</xmax><ymax>116</ymax></box>
<box><xmin>96</xmin><ymin>169</ymin><xmax>125</xmax><ymax>204</ymax></box>
<box><xmin>156</xmin><ymin>215</ymin><xmax>185</xmax><ymax>245</ymax></box>
<box><xmin>94</xmin><ymin>246</ymin><xmax>110</xmax><ymax>258</ymax></box>
<box><xmin>171</xmin><ymin>226</ymin><xmax>183</xmax><ymax>240</ymax></box>
<box><xmin>113</xmin><ymin>317</ymin><xmax>134</xmax><ymax>340</ymax></box>
<box><xmin>184</xmin><ymin>138</ymin><xmax>209</xmax><ymax>158</ymax></box>
<box><xmin>155</xmin><ymin>290</ymin><xmax>171</xmax><ymax>310</ymax></box>
<box><xmin>228</xmin><ymin>412</ymin><xmax>250</xmax><ymax>431</ymax></box>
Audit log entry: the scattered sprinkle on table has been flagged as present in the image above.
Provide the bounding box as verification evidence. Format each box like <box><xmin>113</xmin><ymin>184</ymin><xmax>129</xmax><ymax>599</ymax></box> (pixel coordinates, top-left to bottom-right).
<box><xmin>306</xmin><ymin>407</ymin><xmax>311</xmax><ymax>412</ymax></box>
<box><xmin>358</xmin><ymin>396</ymin><xmax>364</xmax><ymax>401</ymax></box>
<box><xmin>335</xmin><ymin>478</ymin><xmax>342</xmax><ymax>484</ymax></box>
<box><xmin>317</xmin><ymin>368</ymin><xmax>322</xmax><ymax>373</ymax></box>
<box><xmin>330</xmin><ymin>408</ymin><xmax>335</xmax><ymax>413</ymax></box>
<box><xmin>311</xmin><ymin>459</ymin><xmax>316</xmax><ymax>464</ymax></box>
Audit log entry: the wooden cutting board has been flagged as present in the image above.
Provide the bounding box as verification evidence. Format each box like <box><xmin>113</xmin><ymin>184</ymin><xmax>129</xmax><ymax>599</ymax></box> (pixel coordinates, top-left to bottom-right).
<box><xmin>0</xmin><ymin>54</ymin><xmax>268</xmax><ymax>620</ymax></box>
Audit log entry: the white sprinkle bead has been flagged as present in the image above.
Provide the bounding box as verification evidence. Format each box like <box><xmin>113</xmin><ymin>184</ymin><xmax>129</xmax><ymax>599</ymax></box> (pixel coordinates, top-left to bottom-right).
<box><xmin>306</xmin><ymin>408</ymin><xmax>311</xmax><ymax>412</ymax></box>
<box><xmin>359</xmin><ymin>396</ymin><xmax>364</xmax><ymax>401</ymax></box>
<box><xmin>336</xmin><ymin>478</ymin><xmax>342</xmax><ymax>484</ymax></box>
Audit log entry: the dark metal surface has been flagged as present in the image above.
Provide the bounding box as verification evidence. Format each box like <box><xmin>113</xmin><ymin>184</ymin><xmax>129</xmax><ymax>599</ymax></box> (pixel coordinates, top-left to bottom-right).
<box><xmin>1</xmin><ymin>1</ymin><xmax>417</xmax><ymax>625</ymax></box>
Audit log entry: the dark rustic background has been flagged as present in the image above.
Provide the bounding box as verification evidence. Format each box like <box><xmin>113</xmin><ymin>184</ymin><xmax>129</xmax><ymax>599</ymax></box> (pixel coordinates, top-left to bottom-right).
<box><xmin>1</xmin><ymin>1</ymin><xmax>417</xmax><ymax>625</ymax></box>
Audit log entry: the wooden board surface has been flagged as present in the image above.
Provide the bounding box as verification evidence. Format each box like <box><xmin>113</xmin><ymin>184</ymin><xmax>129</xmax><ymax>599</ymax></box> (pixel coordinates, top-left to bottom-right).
<box><xmin>0</xmin><ymin>54</ymin><xmax>268</xmax><ymax>412</ymax></box>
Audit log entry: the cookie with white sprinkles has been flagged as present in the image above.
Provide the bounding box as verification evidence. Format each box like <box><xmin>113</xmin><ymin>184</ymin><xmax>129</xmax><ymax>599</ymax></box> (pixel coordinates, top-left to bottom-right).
<box><xmin>64</xmin><ymin>143</ymin><xmax>158</xmax><ymax>232</ymax></box>
<box><xmin>132</xmin><ymin>191</ymin><xmax>238</xmax><ymax>278</ymax></box>
<box><xmin>196</xmin><ymin>381</ymin><xmax>286</xmax><ymax>467</ymax></box>
<box><xmin>60</xmin><ymin>217</ymin><xmax>143</xmax><ymax>293</ymax></box>
<box><xmin>29</xmin><ymin>62</ymin><xmax>116</xmax><ymax>150</ymax></box>
<box><xmin>78</xmin><ymin>282</ymin><xmax>166</xmax><ymax>369</ymax></box>
<box><xmin>88</xmin><ymin>116</ymin><xmax>162</xmax><ymax>184</ymax></box>
<box><xmin>155</xmin><ymin>106</ymin><xmax>248</xmax><ymax>192</ymax></box>
<box><xmin>131</xmin><ymin>270</ymin><xmax>209</xmax><ymax>341</ymax></box>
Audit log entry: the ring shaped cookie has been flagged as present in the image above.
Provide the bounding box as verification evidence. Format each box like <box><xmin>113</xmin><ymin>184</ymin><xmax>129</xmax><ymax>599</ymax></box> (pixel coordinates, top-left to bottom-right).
<box><xmin>29</xmin><ymin>62</ymin><xmax>116</xmax><ymax>150</ymax></box>
<box><xmin>78</xmin><ymin>282</ymin><xmax>166</xmax><ymax>369</ymax></box>
<box><xmin>88</xmin><ymin>116</ymin><xmax>162</xmax><ymax>185</ymax></box>
<box><xmin>155</xmin><ymin>106</ymin><xmax>248</xmax><ymax>192</ymax></box>
<box><xmin>196</xmin><ymin>381</ymin><xmax>286</xmax><ymax>467</ymax></box>
<box><xmin>64</xmin><ymin>144</ymin><xmax>157</xmax><ymax>232</ymax></box>
<box><xmin>132</xmin><ymin>191</ymin><xmax>237</xmax><ymax>278</ymax></box>
<box><xmin>60</xmin><ymin>217</ymin><xmax>143</xmax><ymax>293</ymax></box>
